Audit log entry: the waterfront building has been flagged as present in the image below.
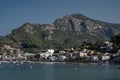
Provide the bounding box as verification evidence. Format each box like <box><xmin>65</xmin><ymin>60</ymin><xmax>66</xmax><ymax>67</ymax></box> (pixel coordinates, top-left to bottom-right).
<box><xmin>102</xmin><ymin>55</ymin><xmax>110</xmax><ymax>61</ymax></box>
<box><xmin>40</xmin><ymin>49</ymin><xmax>54</xmax><ymax>60</ymax></box>
<box><xmin>24</xmin><ymin>53</ymin><xmax>35</xmax><ymax>60</ymax></box>
<box><xmin>79</xmin><ymin>52</ymin><xmax>88</xmax><ymax>57</ymax></box>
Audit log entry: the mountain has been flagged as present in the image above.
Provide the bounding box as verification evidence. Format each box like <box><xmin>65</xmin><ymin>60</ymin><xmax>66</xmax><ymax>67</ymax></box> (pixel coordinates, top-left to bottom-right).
<box><xmin>54</xmin><ymin>13</ymin><xmax>120</xmax><ymax>39</ymax></box>
<box><xmin>0</xmin><ymin>13</ymin><xmax>120</xmax><ymax>53</ymax></box>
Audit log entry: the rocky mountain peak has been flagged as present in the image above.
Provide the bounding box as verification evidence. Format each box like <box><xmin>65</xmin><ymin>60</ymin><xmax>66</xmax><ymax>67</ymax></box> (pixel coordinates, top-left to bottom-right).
<box><xmin>54</xmin><ymin>13</ymin><xmax>103</xmax><ymax>33</ymax></box>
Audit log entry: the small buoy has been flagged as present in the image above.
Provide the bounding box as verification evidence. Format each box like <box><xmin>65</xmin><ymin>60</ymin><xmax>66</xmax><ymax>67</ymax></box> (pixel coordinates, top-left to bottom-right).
<box><xmin>29</xmin><ymin>65</ymin><xmax>32</xmax><ymax>68</ymax></box>
<box><xmin>75</xmin><ymin>67</ymin><xmax>78</xmax><ymax>70</ymax></box>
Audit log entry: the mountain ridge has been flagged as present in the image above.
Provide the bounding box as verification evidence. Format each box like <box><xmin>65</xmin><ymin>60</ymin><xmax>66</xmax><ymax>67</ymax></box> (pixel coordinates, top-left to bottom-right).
<box><xmin>0</xmin><ymin>13</ymin><xmax>120</xmax><ymax>53</ymax></box>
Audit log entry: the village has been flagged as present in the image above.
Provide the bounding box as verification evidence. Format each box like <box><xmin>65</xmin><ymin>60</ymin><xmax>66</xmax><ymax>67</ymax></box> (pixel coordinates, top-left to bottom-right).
<box><xmin>0</xmin><ymin>41</ymin><xmax>120</xmax><ymax>64</ymax></box>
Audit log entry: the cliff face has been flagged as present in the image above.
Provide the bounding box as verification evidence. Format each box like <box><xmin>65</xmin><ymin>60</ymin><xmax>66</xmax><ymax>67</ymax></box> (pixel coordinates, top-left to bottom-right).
<box><xmin>0</xmin><ymin>13</ymin><xmax>120</xmax><ymax>52</ymax></box>
<box><xmin>54</xmin><ymin>13</ymin><xmax>120</xmax><ymax>39</ymax></box>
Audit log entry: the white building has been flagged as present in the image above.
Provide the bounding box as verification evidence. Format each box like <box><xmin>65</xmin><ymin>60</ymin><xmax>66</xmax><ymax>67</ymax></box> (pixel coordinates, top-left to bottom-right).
<box><xmin>102</xmin><ymin>55</ymin><xmax>110</xmax><ymax>61</ymax></box>
<box><xmin>47</xmin><ymin>49</ymin><xmax>54</xmax><ymax>55</ymax></box>
<box><xmin>40</xmin><ymin>49</ymin><xmax>54</xmax><ymax>59</ymax></box>
<box><xmin>79</xmin><ymin>52</ymin><xmax>87</xmax><ymax>57</ymax></box>
<box><xmin>23</xmin><ymin>53</ymin><xmax>35</xmax><ymax>60</ymax></box>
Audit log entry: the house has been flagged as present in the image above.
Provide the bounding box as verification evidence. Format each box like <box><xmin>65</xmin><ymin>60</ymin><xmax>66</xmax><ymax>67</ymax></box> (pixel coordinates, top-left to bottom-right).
<box><xmin>101</xmin><ymin>55</ymin><xmax>110</xmax><ymax>64</ymax></box>
<box><xmin>59</xmin><ymin>51</ymin><xmax>66</xmax><ymax>54</ymax></box>
<box><xmin>40</xmin><ymin>52</ymin><xmax>49</xmax><ymax>59</ymax></box>
<box><xmin>23</xmin><ymin>53</ymin><xmax>35</xmax><ymax>60</ymax></box>
<box><xmin>40</xmin><ymin>49</ymin><xmax>54</xmax><ymax>60</ymax></box>
<box><xmin>79</xmin><ymin>52</ymin><xmax>88</xmax><ymax>57</ymax></box>
<box><xmin>47</xmin><ymin>49</ymin><xmax>54</xmax><ymax>55</ymax></box>
<box><xmin>102</xmin><ymin>55</ymin><xmax>110</xmax><ymax>61</ymax></box>
<box><xmin>83</xmin><ymin>49</ymin><xmax>87</xmax><ymax>53</ymax></box>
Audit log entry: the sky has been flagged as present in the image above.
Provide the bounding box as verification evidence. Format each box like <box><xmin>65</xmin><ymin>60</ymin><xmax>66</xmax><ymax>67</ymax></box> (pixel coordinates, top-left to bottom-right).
<box><xmin>0</xmin><ymin>0</ymin><xmax>120</xmax><ymax>36</ymax></box>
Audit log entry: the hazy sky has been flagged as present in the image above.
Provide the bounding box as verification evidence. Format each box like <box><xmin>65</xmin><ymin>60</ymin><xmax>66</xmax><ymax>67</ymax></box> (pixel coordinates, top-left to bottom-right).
<box><xmin>0</xmin><ymin>0</ymin><xmax>120</xmax><ymax>36</ymax></box>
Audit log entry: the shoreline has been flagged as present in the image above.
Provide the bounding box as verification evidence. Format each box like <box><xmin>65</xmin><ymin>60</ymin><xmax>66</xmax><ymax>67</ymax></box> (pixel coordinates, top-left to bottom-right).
<box><xmin>0</xmin><ymin>61</ymin><xmax>120</xmax><ymax>65</ymax></box>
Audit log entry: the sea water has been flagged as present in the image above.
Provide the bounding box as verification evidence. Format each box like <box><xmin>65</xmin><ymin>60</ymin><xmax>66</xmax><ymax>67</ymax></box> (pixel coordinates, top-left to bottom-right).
<box><xmin>0</xmin><ymin>63</ymin><xmax>120</xmax><ymax>80</ymax></box>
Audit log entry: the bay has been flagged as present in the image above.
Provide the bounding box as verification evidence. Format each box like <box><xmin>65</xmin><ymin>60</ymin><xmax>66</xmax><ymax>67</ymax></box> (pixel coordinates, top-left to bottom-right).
<box><xmin>0</xmin><ymin>63</ymin><xmax>120</xmax><ymax>80</ymax></box>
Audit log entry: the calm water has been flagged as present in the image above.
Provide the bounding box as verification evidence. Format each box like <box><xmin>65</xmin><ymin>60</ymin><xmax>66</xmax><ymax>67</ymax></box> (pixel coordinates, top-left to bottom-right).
<box><xmin>0</xmin><ymin>63</ymin><xmax>120</xmax><ymax>80</ymax></box>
